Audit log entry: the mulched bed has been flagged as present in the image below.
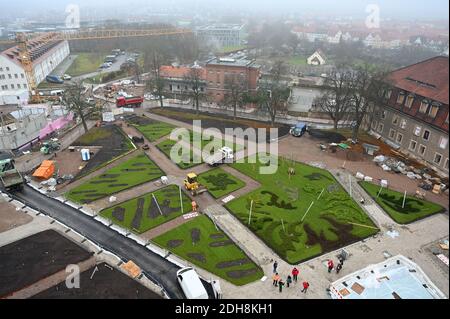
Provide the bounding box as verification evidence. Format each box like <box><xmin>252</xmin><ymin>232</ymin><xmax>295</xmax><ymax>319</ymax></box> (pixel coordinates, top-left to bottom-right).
<box><xmin>187</xmin><ymin>252</ymin><xmax>206</xmax><ymax>263</ymax></box>
<box><xmin>308</xmin><ymin>129</ymin><xmax>346</xmax><ymax>143</ymax></box>
<box><xmin>216</xmin><ymin>258</ymin><xmax>251</xmax><ymax>269</ymax></box>
<box><xmin>112</xmin><ymin>207</ymin><xmax>126</xmax><ymax>222</ymax></box>
<box><xmin>226</xmin><ymin>268</ymin><xmax>259</xmax><ymax>279</ymax></box>
<box><xmin>210</xmin><ymin>233</ymin><xmax>225</xmax><ymax>240</ymax></box>
<box><xmin>131</xmin><ymin>198</ymin><xmax>145</xmax><ymax>230</ymax></box>
<box><xmin>191</xmin><ymin>228</ymin><xmax>201</xmax><ymax>244</ymax></box>
<box><xmin>72</xmin><ymin>124</ymin><xmax>133</xmax><ymax>178</ymax></box>
<box><xmin>150</xmin><ymin>107</ymin><xmax>291</xmax><ymax>142</ymax></box>
<box><xmin>167</xmin><ymin>239</ymin><xmax>184</xmax><ymax>248</ymax></box>
<box><xmin>0</xmin><ymin>230</ymin><xmax>93</xmax><ymax>298</ymax></box>
<box><xmin>209</xmin><ymin>240</ymin><xmax>234</xmax><ymax>247</ymax></box>
<box><xmin>147</xmin><ymin>197</ymin><xmax>160</xmax><ymax>219</ymax></box>
<box><xmin>31</xmin><ymin>263</ymin><xmax>162</xmax><ymax>299</ymax></box>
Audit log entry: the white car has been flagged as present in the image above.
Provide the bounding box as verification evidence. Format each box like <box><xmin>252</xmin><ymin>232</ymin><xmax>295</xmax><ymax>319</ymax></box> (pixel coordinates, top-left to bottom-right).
<box><xmin>62</xmin><ymin>74</ymin><xmax>71</xmax><ymax>80</ymax></box>
<box><xmin>176</xmin><ymin>267</ymin><xmax>208</xmax><ymax>299</ymax></box>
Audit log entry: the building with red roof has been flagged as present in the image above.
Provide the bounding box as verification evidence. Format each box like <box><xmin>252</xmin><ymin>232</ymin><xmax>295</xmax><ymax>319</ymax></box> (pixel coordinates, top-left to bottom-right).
<box><xmin>371</xmin><ymin>56</ymin><xmax>449</xmax><ymax>177</ymax></box>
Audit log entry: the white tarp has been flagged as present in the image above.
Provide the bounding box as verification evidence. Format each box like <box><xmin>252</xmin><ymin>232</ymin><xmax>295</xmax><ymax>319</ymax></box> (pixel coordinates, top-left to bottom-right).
<box><xmin>102</xmin><ymin>112</ymin><xmax>115</xmax><ymax>122</ymax></box>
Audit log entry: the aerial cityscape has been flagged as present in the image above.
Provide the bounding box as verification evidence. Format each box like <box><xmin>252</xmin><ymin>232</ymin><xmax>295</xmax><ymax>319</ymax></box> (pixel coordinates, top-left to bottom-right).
<box><xmin>0</xmin><ymin>0</ymin><xmax>448</xmax><ymax>307</ymax></box>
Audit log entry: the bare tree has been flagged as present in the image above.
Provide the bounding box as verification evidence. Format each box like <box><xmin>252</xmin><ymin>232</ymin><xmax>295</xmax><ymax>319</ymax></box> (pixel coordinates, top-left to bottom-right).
<box><xmin>184</xmin><ymin>67</ymin><xmax>205</xmax><ymax>114</ymax></box>
<box><xmin>223</xmin><ymin>74</ymin><xmax>247</xmax><ymax>119</ymax></box>
<box><xmin>314</xmin><ymin>67</ymin><xmax>353</xmax><ymax>130</ymax></box>
<box><xmin>60</xmin><ymin>81</ymin><xmax>93</xmax><ymax>133</ymax></box>
<box><xmin>145</xmin><ymin>51</ymin><xmax>166</xmax><ymax>108</ymax></box>
<box><xmin>258</xmin><ymin>60</ymin><xmax>291</xmax><ymax>126</ymax></box>
<box><xmin>348</xmin><ymin>63</ymin><xmax>391</xmax><ymax>140</ymax></box>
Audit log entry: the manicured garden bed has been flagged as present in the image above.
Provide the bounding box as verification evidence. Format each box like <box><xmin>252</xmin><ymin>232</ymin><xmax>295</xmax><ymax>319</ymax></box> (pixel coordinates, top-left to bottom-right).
<box><xmin>198</xmin><ymin>168</ymin><xmax>246</xmax><ymax>198</ymax></box>
<box><xmin>99</xmin><ymin>185</ymin><xmax>191</xmax><ymax>234</ymax></box>
<box><xmin>359</xmin><ymin>181</ymin><xmax>445</xmax><ymax>224</ymax></box>
<box><xmin>126</xmin><ymin>115</ymin><xmax>176</xmax><ymax>142</ymax></box>
<box><xmin>225</xmin><ymin>155</ymin><xmax>379</xmax><ymax>264</ymax></box>
<box><xmin>153</xmin><ymin>215</ymin><xmax>263</xmax><ymax>286</ymax></box>
<box><xmin>66</xmin><ymin>153</ymin><xmax>163</xmax><ymax>204</ymax></box>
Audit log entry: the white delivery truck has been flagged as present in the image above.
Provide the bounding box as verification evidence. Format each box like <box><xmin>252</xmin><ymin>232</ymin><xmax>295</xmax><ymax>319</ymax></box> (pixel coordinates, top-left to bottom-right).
<box><xmin>177</xmin><ymin>267</ymin><xmax>209</xmax><ymax>299</ymax></box>
<box><xmin>205</xmin><ymin>146</ymin><xmax>234</xmax><ymax>167</ymax></box>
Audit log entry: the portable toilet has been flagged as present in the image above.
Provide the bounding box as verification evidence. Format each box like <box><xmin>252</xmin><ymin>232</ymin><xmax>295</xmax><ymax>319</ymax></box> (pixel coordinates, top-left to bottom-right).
<box><xmin>81</xmin><ymin>149</ymin><xmax>90</xmax><ymax>161</ymax></box>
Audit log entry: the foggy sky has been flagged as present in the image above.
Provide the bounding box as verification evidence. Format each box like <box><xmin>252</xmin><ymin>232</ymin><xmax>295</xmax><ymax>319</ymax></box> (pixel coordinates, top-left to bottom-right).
<box><xmin>1</xmin><ymin>0</ymin><xmax>449</xmax><ymax>21</ymax></box>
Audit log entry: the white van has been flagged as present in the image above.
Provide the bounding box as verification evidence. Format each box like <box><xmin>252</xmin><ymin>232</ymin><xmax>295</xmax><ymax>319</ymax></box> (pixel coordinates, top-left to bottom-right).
<box><xmin>50</xmin><ymin>89</ymin><xmax>64</xmax><ymax>96</ymax></box>
<box><xmin>176</xmin><ymin>267</ymin><xmax>208</xmax><ymax>299</ymax></box>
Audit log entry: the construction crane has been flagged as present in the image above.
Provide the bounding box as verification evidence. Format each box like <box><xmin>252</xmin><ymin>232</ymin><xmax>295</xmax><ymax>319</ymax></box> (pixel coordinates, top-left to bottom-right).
<box><xmin>0</xmin><ymin>28</ymin><xmax>193</xmax><ymax>103</ymax></box>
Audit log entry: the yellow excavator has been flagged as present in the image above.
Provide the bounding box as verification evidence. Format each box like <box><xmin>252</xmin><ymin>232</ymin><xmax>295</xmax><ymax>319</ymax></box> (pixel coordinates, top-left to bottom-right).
<box><xmin>184</xmin><ymin>173</ymin><xmax>207</xmax><ymax>196</ymax></box>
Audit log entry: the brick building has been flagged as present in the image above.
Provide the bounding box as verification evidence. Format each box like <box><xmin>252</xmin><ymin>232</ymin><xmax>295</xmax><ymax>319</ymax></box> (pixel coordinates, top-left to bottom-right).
<box><xmin>159</xmin><ymin>65</ymin><xmax>207</xmax><ymax>96</ymax></box>
<box><xmin>204</xmin><ymin>57</ymin><xmax>260</xmax><ymax>104</ymax></box>
<box><xmin>371</xmin><ymin>56</ymin><xmax>449</xmax><ymax>177</ymax></box>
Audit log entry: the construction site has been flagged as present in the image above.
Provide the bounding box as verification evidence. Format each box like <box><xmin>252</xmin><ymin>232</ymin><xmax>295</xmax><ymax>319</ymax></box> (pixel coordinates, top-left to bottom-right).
<box><xmin>0</xmin><ymin>4</ymin><xmax>448</xmax><ymax>303</ymax></box>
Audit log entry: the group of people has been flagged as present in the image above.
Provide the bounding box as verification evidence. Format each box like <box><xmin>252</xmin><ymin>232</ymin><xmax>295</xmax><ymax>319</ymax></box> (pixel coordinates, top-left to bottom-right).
<box><xmin>271</xmin><ymin>261</ymin><xmax>309</xmax><ymax>294</ymax></box>
<box><xmin>327</xmin><ymin>256</ymin><xmax>345</xmax><ymax>274</ymax></box>
<box><xmin>271</xmin><ymin>256</ymin><xmax>346</xmax><ymax>295</ymax></box>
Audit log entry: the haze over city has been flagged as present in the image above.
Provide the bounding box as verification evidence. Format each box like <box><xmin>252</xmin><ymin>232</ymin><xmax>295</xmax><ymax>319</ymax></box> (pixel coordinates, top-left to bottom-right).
<box><xmin>0</xmin><ymin>0</ymin><xmax>448</xmax><ymax>309</ymax></box>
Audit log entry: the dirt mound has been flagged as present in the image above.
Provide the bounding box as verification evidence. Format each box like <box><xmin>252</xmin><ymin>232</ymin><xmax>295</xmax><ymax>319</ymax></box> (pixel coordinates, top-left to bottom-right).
<box><xmin>308</xmin><ymin>129</ymin><xmax>345</xmax><ymax>143</ymax></box>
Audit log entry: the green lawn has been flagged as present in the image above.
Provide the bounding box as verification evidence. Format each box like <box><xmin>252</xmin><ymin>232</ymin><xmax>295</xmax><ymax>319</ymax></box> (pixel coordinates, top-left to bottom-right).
<box><xmin>84</xmin><ymin>70</ymin><xmax>127</xmax><ymax>84</ymax></box>
<box><xmin>225</xmin><ymin>155</ymin><xmax>378</xmax><ymax>264</ymax></box>
<box><xmin>66</xmin><ymin>153</ymin><xmax>163</xmax><ymax>204</ymax></box>
<box><xmin>156</xmin><ymin>130</ymin><xmax>244</xmax><ymax>169</ymax></box>
<box><xmin>218</xmin><ymin>45</ymin><xmax>247</xmax><ymax>54</ymax></box>
<box><xmin>198</xmin><ymin>168</ymin><xmax>246</xmax><ymax>199</ymax></box>
<box><xmin>153</xmin><ymin>215</ymin><xmax>264</xmax><ymax>286</ymax></box>
<box><xmin>99</xmin><ymin>185</ymin><xmax>191</xmax><ymax>234</ymax></box>
<box><xmin>66</xmin><ymin>53</ymin><xmax>106</xmax><ymax>77</ymax></box>
<box><xmin>76</xmin><ymin>126</ymin><xmax>112</xmax><ymax>144</ymax></box>
<box><xmin>359</xmin><ymin>181</ymin><xmax>445</xmax><ymax>224</ymax></box>
<box><xmin>287</xmin><ymin>55</ymin><xmax>308</xmax><ymax>66</ymax></box>
<box><xmin>132</xmin><ymin>120</ymin><xmax>176</xmax><ymax>142</ymax></box>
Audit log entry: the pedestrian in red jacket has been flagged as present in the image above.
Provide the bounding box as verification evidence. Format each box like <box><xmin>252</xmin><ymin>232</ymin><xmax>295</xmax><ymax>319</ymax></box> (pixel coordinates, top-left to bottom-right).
<box><xmin>301</xmin><ymin>281</ymin><xmax>310</xmax><ymax>293</ymax></box>
<box><xmin>292</xmin><ymin>267</ymin><xmax>299</xmax><ymax>282</ymax></box>
<box><xmin>327</xmin><ymin>259</ymin><xmax>334</xmax><ymax>273</ymax></box>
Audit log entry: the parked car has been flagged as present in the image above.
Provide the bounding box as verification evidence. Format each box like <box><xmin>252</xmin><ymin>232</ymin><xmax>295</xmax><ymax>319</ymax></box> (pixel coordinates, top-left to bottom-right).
<box><xmin>176</xmin><ymin>267</ymin><xmax>208</xmax><ymax>299</ymax></box>
<box><xmin>62</xmin><ymin>74</ymin><xmax>72</xmax><ymax>80</ymax></box>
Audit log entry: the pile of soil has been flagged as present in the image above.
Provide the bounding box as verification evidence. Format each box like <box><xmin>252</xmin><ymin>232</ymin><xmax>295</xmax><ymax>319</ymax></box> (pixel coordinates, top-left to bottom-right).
<box><xmin>72</xmin><ymin>124</ymin><xmax>132</xmax><ymax>178</ymax></box>
<box><xmin>308</xmin><ymin>129</ymin><xmax>346</xmax><ymax>143</ymax></box>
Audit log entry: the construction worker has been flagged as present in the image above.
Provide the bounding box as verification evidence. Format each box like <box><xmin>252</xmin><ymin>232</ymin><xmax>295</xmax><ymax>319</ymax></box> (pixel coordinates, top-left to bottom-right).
<box><xmin>191</xmin><ymin>200</ymin><xmax>198</xmax><ymax>212</ymax></box>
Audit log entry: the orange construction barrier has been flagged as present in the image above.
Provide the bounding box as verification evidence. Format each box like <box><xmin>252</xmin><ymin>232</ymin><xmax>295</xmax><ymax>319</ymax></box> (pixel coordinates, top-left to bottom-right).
<box><xmin>32</xmin><ymin>160</ymin><xmax>55</xmax><ymax>180</ymax></box>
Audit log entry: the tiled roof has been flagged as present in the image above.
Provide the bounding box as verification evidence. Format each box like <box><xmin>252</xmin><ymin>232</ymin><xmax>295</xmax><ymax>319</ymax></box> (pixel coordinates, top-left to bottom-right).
<box><xmin>1</xmin><ymin>33</ymin><xmax>63</xmax><ymax>68</ymax></box>
<box><xmin>388</xmin><ymin>56</ymin><xmax>449</xmax><ymax>105</ymax></box>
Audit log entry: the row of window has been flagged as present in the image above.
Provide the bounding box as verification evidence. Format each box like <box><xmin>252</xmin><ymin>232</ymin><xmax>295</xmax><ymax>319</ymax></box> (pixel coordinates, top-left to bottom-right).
<box><xmin>0</xmin><ymin>67</ymin><xmax>10</xmax><ymax>72</ymax></box>
<box><xmin>408</xmin><ymin>140</ymin><xmax>448</xmax><ymax>169</ymax></box>
<box><xmin>0</xmin><ymin>73</ymin><xmax>25</xmax><ymax>80</ymax></box>
<box><xmin>393</xmin><ymin>90</ymin><xmax>442</xmax><ymax>118</ymax></box>
<box><xmin>373</xmin><ymin>120</ymin><xmax>448</xmax><ymax>170</ymax></box>
<box><xmin>0</xmin><ymin>83</ymin><xmax>27</xmax><ymax>90</ymax></box>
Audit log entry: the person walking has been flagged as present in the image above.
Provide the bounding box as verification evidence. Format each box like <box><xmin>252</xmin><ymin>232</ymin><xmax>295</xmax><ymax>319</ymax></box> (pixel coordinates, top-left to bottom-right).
<box><xmin>273</xmin><ymin>261</ymin><xmax>278</xmax><ymax>273</ymax></box>
<box><xmin>301</xmin><ymin>281</ymin><xmax>310</xmax><ymax>293</ymax></box>
<box><xmin>286</xmin><ymin>275</ymin><xmax>292</xmax><ymax>288</ymax></box>
<box><xmin>272</xmin><ymin>273</ymin><xmax>280</xmax><ymax>287</ymax></box>
<box><xmin>336</xmin><ymin>263</ymin><xmax>343</xmax><ymax>274</ymax></box>
<box><xmin>327</xmin><ymin>259</ymin><xmax>334</xmax><ymax>273</ymax></box>
<box><xmin>191</xmin><ymin>200</ymin><xmax>198</xmax><ymax>212</ymax></box>
<box><xmin>278</xmin><ymin>280</ymin><xmax>285</xmax><ymax>293</ymax></box>
<box><xmin>292</xmin><ymin>267</ymin><xmax>299</xmax><ymax>282</ymax></box>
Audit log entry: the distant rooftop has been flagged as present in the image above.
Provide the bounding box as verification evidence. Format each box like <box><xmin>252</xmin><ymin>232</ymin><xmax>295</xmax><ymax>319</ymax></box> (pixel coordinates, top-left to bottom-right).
<box><xmin>329</xmin><ymin>255</ymin><xmax>446</xmax><ymax>299</ymax></box>
<box><xmin>206</xmin><ymin>56</ymin><xmax>256</xmax><ymax>68</ymax></box>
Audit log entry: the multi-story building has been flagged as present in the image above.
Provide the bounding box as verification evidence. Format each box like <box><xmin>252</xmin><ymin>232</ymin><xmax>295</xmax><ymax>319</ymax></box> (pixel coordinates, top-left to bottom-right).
<box><xmin>195</xmin><ymin>24</ymin><xmax>244</xmax><ymax>48</ymax></box>
<box><xmin>0</xmin><ymin>34</ymin><xmax>70</xmax><ymax>93</ymax></box>
<box><xmin>371</xmin><ymin>56</ymin><xmax>449</xmax><ymax>177</ymax></box>
<box><xmin>205</xmin><ymin>56</ymin><xmax>260</xmax><ymax>104</ymax></box>
<box><xmin>159</xmin><ymin>64</ymin><xmax>207</xmax><ymax>96</ymax></box>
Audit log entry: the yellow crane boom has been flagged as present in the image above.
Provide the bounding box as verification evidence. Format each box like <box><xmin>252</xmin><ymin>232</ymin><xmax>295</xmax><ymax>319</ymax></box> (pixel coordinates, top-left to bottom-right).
<box><xmin>0</xmin><ymin>28</ymin><xmax>193</xmax><ymax>103</ymax></box>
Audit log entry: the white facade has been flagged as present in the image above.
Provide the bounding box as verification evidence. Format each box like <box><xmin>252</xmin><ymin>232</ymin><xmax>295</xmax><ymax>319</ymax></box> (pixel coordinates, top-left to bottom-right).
<box><xmin>0</xmin><ymin>89</ymin><xmax>29</xmax><ymax>106</ymax></box>
<box><xmin>0</xmin><ymin>40</ymin><xmax>70</xmax><ymax>93</ymax></box>
<box><xmin>307</xmin><ymin>50</ymin><xmax>326</xmax><ymax>65</ymax></box>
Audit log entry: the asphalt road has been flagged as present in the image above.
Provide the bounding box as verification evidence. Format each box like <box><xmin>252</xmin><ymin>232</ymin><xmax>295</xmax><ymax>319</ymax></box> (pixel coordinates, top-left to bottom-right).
<box><xmin>11</xmin><ymin>184</ymin><xmax>215</xmax><ymax>299</ymax></box>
